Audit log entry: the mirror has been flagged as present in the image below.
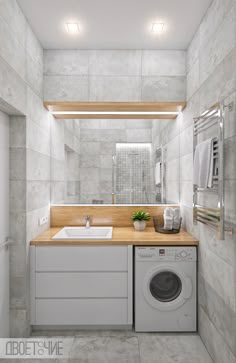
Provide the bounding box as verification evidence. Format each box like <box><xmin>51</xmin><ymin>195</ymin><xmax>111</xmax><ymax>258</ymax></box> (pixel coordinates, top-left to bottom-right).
<box><xmin>50</xmin><ymin>118</ymin><xmax>180</xmax><ymax>205</ymax></box>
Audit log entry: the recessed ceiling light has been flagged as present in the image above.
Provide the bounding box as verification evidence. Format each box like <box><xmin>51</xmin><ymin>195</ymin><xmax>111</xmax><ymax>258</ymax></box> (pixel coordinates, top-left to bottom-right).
<box><xmin>151</xmin><ymin>22</ymin><xmax>164</xmax><ymax>34</ymax></box>
<box><xmin>66</xmin><ymin>23</ymin><xmax>80</xmax><ymax>34</ymax></box>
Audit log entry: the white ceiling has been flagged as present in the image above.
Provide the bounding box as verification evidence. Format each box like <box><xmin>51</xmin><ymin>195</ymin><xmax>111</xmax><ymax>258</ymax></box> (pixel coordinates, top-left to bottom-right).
<box><xmin>17</xmin><ymin>0</ymin><xmax>212</xmax><ymax>50</ymax></box>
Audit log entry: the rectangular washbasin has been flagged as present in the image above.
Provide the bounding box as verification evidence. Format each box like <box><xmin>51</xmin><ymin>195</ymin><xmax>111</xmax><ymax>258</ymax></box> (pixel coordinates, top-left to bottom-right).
<box><xmin>52</xmin><ymin>226</ymin><xmax>113</xmax><ymax>240</ymax></box>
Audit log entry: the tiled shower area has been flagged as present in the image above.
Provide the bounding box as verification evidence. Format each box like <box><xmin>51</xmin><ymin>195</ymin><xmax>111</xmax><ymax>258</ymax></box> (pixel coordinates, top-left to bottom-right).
<box><xmin>115</xmin><ymin>143</ymin><xmax>154</xmax><ymax>204</ymax></box>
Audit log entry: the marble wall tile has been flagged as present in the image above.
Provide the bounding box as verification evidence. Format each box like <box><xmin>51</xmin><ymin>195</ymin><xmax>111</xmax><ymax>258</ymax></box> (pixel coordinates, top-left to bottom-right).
<box><xmin>200</xmin><ymin>0</ymin><xmax>235</xmax><ymax>49</ymax></box>
<box><xmin>0</xmin><ymin>0</ymin><xmax>27</xmax><ymax>49</ymax></box>
<box><xmin>89</xmin><ymin>50</ymin><xmax>142</xmax><ymax>76</ymax></box>
<box><xmin>198</xmin><ymin>224</ymin><xmax>236</xmax><ymax>266</ymax></box>
<box><xmin>165</xmin><ymin>159</ymin><xmax>179</xmax><ymax>181</ymax></box>
<box><xmin>27</xmin><ymin>150</ymin><xmax>51</xmax><ymax>181</ymax></box>
<box><xmin>126</xmin><ymin>129</ymin><xmax>152</xmax><ymax>142</ymax></box>
<box><xmin>80</xmin><ymin>154</ymin><xmax>101</xmax><ymax>168</ymax></box>
<box><xmin>51</xmin><ymin>158</ymin><xmax>65</xmax><ymax>182</ymax></box>
<box><xmin>10</xmin><ymin>276</ymin><xmax>27</xmax><ymax>309</ymax></box>
<box><xmin>180</xmin><ymin>152</ymin><xmax>193</xmax><ymax>181</ymax></box>
<box><xmin>179</xmin><ymin>91</ymin><xmax>199</xmax><ymax>132</ymax></box>
<box><xmin>199</xmin><ymin>307</ymin><xmax>236</xmax><ymax>363</ymax></box>
<box><xmin>80</xmin><ymin>180</ymin><xmax>100</xmax><ymax>194</ymax></box>
<box><xmin>125</xmin><ymin>119</ymin><xmax>152</xmax><ymax>129</ymax></box>
<box><xmin>50</xmin><ymin>181</ymin><xmax>65</xmax><ymax>204</ymax></box>
<box><xmin>26</xmin><ymin>24</ymin><xmax>43</xmax><ymax>67</ymax></box>
<box><xmin>100</xmin><ymin>155</ymin><xmax>113</xmax><ymax>169</ymax></box>
<box><xmin>0</xmin><ymin>57</ymin><xmax>27</xmax><ymax>114</ymax></box>
<box><xmin>199</xmin><ymin>47</ymin><xmax>236</xmax><ymax>112</ymax></box>
<box><xmin>79</xmin><ymin>119</ymin><xmax>101</xmax><ymax>129</ymax></box>
<box><xmin>165</xmin><ymin>134</ymin><xmax>179</xmax><ymax>161</ymax></box>
<box><xmin>79</xmin><ymin>168</ymin><xmax>100</xmax><ymax>183</ymax></box>
<box><xmin>142</xmin><ymin>76</ymin><xmax>186</xmax><ymax>102</ymax></box>
<box><xmin>10</xmin><ymin>181</ymin><xmax>26</xmax><ymax>212</ymax></box>
<box><xmin>224</xmin><ymin>179</ymin><xmax>236</xmax><ymax>224</ymax></box>
<box><xmin>44</xmin><ymin>50</ymin><xmax>89</xmax><ymax>76</ymax></box>
<box><xmin>9</xmin><ymin>212</ymin><xmax>26</xmax><ymax>242</ymax></box>
<box><xmin>180</xmin><ymin>181</ymin><xmax>192</xmax><ymax>207</ymax></box>
<box><xmin>179</xmin><ymin>125</ymin><xmax>193</xmax><ymax>157</ymax></box>
<box><xmin>0</xmin><ymin>18</ymin><xmax>26</xmax><ymax>79</ymax></box>
<box><xmin>26</xmin><ymin>87</ymin><xmax>50</xmax><ymax>130</ymax></box>
<box><xmin>10</xmin><ymin>116</ymin><xmax>26</xmax><ymax>148</ymax></box>
<box><xmin>10</xmin><ymin>244</ymin><xmax>26</xmax><ymax>278</ymax></box>
<box><xmin>198</xmin><ymin>243</ymin><xmax>235</xmax><ymax>312</ymax></box>
<box><xmin>199</xmin><ymin>5</ymin><xmax>236</xmax><ymax>86</ymax></box>
<box><xmin>27</xmin><ymin>181</ymin><xmax>50</xmax><ymax>212</ymax></box>
<box><xmin>142</xmin><ymin>50</ymin><xmax>186</xmax><ymax>76</ymax></box>
<box><xmin>89</xmin><ymin>76</ymin><xmax>141</xmax><ymax>102</ymax></box>
<box><xmin>80</xmin><ymin>141</ymin><xmax>101</xmax><ymax>155</ymax></box>
<box><xmin>100</xmin><ymin>119</ymin><xmax>126</xmax><ymax>129</ymax></box>
<box><xmin>187</xmin><ymin>59</ymin><xmax>199</xmax><ymax>100</ymax></box>
<box><xmin>224</xmin><ymin>91</ymin><xmax>236</xmax><ymax>139</ymax></box>
<box><xmin>80</xmin><ymin>129</ymin><xmax>125</xmax><ymax>142</ymax></box>
<box><xmin>10</xmin><ymin>148</ymin><xmax>26</xmax><ymax>181</ymax></box>
<box><xmin>224</xmin><ymin>135</ymin><xmax>236</xmax><ymax>179</ymax></box>
<box><xmin>26</xmin><ymin>206</ymin><xmax>50</xmax><ymax>242</ymax></box>
<box><xmin>10</xmin><ymin>308</ymin><xmax>29</xmax><ymax>338</ymax></box>
<box><xmin>44</xmin><ymin>75</ymin><xmax>89</xmax><ymax>101</ymax></box>
<box><xmin>165</xmin><ymin>181</ymin><xmax>180</xmax><ymax>204</ymax></box>
<box><xmin>187</xmin><ymin>29</ymin><xmax>200</xmax><ymax>73</ymax></box>
<box><xmin>27</xmin><ymin>119</ymin><xmax>50</xmax><ymax>156</ymax></box>
<box><xmin>26</xmin><ymin>55</ymin><xmax>43</xmax><ymax>97</ymax></box>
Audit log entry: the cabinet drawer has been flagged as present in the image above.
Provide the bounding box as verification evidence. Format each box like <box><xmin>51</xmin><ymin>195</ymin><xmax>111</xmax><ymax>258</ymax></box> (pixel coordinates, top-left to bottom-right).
<box><xmin>36</xmin><ymin>272</ymin><xmax>128</xmax><ymax>298</ymax></box>
<box><xmin>35</xmin><ymin>246</ymin><xmax>128</xmax><ymax>271</ymax></box>
<box><xmin>35</xmin><ymin>299</ymin><xmax>128</xmax><ymax>325</ymax></box>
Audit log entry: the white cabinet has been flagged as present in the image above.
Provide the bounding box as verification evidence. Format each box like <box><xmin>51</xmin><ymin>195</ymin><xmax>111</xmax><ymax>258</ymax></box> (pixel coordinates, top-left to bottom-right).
<box><xmin>31</xmin><ymin>245</ymin><xmax>133</xmax><ymax>327</ymax></box>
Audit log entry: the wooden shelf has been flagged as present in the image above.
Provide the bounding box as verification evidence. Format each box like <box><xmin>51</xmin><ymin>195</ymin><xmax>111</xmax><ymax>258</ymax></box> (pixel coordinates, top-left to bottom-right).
<box><xmin>44</xmin><ymin>102</ymin><xmax>186</xmax><ymax>119</ymax></box>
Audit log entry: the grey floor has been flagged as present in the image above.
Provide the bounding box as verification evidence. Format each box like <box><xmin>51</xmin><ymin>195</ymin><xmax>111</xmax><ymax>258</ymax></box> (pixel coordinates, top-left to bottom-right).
<box><xmin>26</xmin><ymin>330</ymin><xmax>213</xmax><ymax>363</ymax></box>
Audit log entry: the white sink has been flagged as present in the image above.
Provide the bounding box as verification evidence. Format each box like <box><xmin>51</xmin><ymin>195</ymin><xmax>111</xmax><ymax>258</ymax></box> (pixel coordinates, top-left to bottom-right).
<box><xmin>52</xmin><ymin>226</ymin><xmax>113</xmax><ymax>240</ymax></box>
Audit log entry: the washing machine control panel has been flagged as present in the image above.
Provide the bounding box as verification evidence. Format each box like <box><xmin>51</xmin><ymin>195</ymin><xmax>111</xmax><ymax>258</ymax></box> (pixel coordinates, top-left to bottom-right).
<box><xmin>136</xmin><ymin>247</ymin><xmax>197</xmax><ymax>261</ymax></box>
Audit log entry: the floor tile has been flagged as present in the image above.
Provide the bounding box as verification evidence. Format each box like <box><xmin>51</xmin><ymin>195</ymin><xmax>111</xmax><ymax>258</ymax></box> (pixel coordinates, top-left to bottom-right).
<box><xmin>68</xmin><ymin>336</ymin><xmax>140</xmax><ymax>363</ymax></box>
<box><xmin>138</xmin><ymin>333</ymin><xmax>213</xmax><ymax>363</ymax></box>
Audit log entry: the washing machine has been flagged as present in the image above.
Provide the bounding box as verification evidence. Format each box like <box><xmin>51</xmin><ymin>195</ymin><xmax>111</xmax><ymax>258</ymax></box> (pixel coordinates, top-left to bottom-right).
<box><xmin>135</xmin><ymin>246</ymin><xmax>197</xmax><ymax>332</ymax></box>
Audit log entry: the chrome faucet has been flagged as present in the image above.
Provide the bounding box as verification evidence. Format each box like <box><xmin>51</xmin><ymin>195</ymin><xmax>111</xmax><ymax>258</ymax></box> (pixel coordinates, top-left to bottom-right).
<box><xmin>85</xmin><ymin>215</ymin><xmax>90</xmax><ymax>229</ymax></box>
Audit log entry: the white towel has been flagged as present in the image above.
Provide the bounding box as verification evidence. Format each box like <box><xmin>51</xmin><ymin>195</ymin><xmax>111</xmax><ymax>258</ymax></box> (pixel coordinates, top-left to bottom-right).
<box><xmin>155</xmin><ymin>162</ymin><xmax>161</xmax><ymax>185</ymax></box>
<box><xmin>193</xmin><ymin>138</ymin><xmax>214</xmax><ymax>188</ymax></box>
<box><xmin>173</xmin><ymin>208</ymin><xmax>181</xmax><ymax>229</ymax></box>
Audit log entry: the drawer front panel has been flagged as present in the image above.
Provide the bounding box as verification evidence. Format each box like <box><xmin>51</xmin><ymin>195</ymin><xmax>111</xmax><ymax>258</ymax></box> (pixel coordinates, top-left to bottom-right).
<box><xmin>35</xmin><ymin>246</ymin><xmax>128</xmax><ymax>271</ymax></box>
<box><xmin>36</xmin><ymin>272</ymin><xmax>128</xmax><ymax>298</ymax></box>
<box><xmin>35</xmin><ymin>299</ymin><xmax>128</xmax><ymax>325</ymax></box>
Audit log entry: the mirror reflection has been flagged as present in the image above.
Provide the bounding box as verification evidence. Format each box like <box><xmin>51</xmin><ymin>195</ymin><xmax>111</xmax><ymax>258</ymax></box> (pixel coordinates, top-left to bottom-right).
<box><xmin>50</xmin><ymin>119</ymin><xmax>180</xmax><ymax>205</ymax></box>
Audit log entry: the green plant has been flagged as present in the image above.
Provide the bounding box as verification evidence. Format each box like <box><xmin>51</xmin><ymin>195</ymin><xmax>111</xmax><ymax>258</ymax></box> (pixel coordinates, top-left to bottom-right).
<box><xmin>131</xmin><ymin>211</ymin><xmax>151</xmax><ymax>222</ymax></box>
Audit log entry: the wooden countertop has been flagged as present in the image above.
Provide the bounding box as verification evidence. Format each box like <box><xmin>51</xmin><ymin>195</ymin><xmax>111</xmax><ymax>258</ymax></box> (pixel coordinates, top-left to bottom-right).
<box><xmin>31</xmin><ymin>227</ymin><xmax>198</xmax><ymax>246</ymax></box>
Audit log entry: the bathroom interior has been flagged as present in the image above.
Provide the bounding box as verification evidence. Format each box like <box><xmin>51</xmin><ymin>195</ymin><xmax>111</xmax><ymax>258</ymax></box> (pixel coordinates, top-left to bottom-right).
<box><xmin>0</xmin><ymin>0</ymin><xmax>236</xmax><ymax>362</ymax></box>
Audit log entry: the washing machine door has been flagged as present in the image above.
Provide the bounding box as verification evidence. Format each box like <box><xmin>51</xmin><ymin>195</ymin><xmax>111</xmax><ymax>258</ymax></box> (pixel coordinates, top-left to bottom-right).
<box><xmin>143</xmin><ymin>265</ymin><xmax>192</xmax><ymax>311</ymax></box>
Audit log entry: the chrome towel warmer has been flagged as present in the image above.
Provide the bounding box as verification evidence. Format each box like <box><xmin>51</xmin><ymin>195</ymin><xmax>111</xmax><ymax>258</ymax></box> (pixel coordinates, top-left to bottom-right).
<box><xmin>155</xmin><ymin>146</ymin><xmax>165</xmax><ymax>203</ymax></box>
<box><xmin>193</xmin><ymin>102</ymin><xmax>233</xmax><ymax>240</ymax></box>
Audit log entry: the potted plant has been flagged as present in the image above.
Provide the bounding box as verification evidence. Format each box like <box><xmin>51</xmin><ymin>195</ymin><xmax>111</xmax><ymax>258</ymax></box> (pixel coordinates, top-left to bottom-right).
<box><xmin>131</xmin><ymin>211</ymin><xmax>151</xmax><ymax>231</ymax></box>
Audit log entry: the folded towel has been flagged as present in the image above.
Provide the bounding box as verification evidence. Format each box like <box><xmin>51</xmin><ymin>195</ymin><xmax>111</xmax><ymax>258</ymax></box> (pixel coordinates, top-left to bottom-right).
<box><xmin>193</xmin><ymin>138</ymin><xmax>214</xmax><ymax>188</ymax></box>
<box><xmin>173</xmin><ymin>208</ymin><xmax>181</xmax><ymax>229</ymax></box>
<box><xmin>164</xmin><ymin>207</ymin><xmax>173</xmax><ymax>230</ymax></box>
<box><xmin>155</xmin><ymin>162</ymin><xmax>161</xmax><ymax>185</ymax></box>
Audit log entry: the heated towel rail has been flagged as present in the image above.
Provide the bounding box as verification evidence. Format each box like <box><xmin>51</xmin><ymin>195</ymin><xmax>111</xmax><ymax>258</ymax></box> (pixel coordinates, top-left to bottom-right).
<box><xmin>193</xmin><ymin>101</ymin><xmax>233</xmax><ymax>240</ymax></box>
<box><xmin>155</xmin><ymin>146</ymin><xmax>165</xmax><ymax>203</ymax></box>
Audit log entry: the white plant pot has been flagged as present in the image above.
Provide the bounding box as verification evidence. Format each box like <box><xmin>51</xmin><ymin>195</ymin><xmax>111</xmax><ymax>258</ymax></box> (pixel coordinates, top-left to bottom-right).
<box><xmin>134</xmin><ymin>220</ymin><xmax>146</xmax><ymax>231</ymax></box>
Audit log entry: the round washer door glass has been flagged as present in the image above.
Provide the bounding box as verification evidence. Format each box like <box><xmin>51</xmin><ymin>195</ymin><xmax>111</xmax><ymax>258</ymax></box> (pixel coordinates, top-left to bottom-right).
<box><xmin>149</xmin><ymin>271</ymin><xmax>182</xmax><ymax>302</ymax></box>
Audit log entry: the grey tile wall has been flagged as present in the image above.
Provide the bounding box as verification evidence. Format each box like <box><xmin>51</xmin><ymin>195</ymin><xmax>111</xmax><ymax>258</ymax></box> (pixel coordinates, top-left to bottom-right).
<box><xmin>180</xmin><ymin>0</ymin><xmax>236</xmax><ymax>361</ymax></box>
<box><xmin>43</xmin><ymin>50</ymin><xmax>186</xmax><ymax>102</ymax></box>
<box><xmin>0</xmin><ymin>0</ymin><xmax>51</xmax><ymax>337</ymax></box>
